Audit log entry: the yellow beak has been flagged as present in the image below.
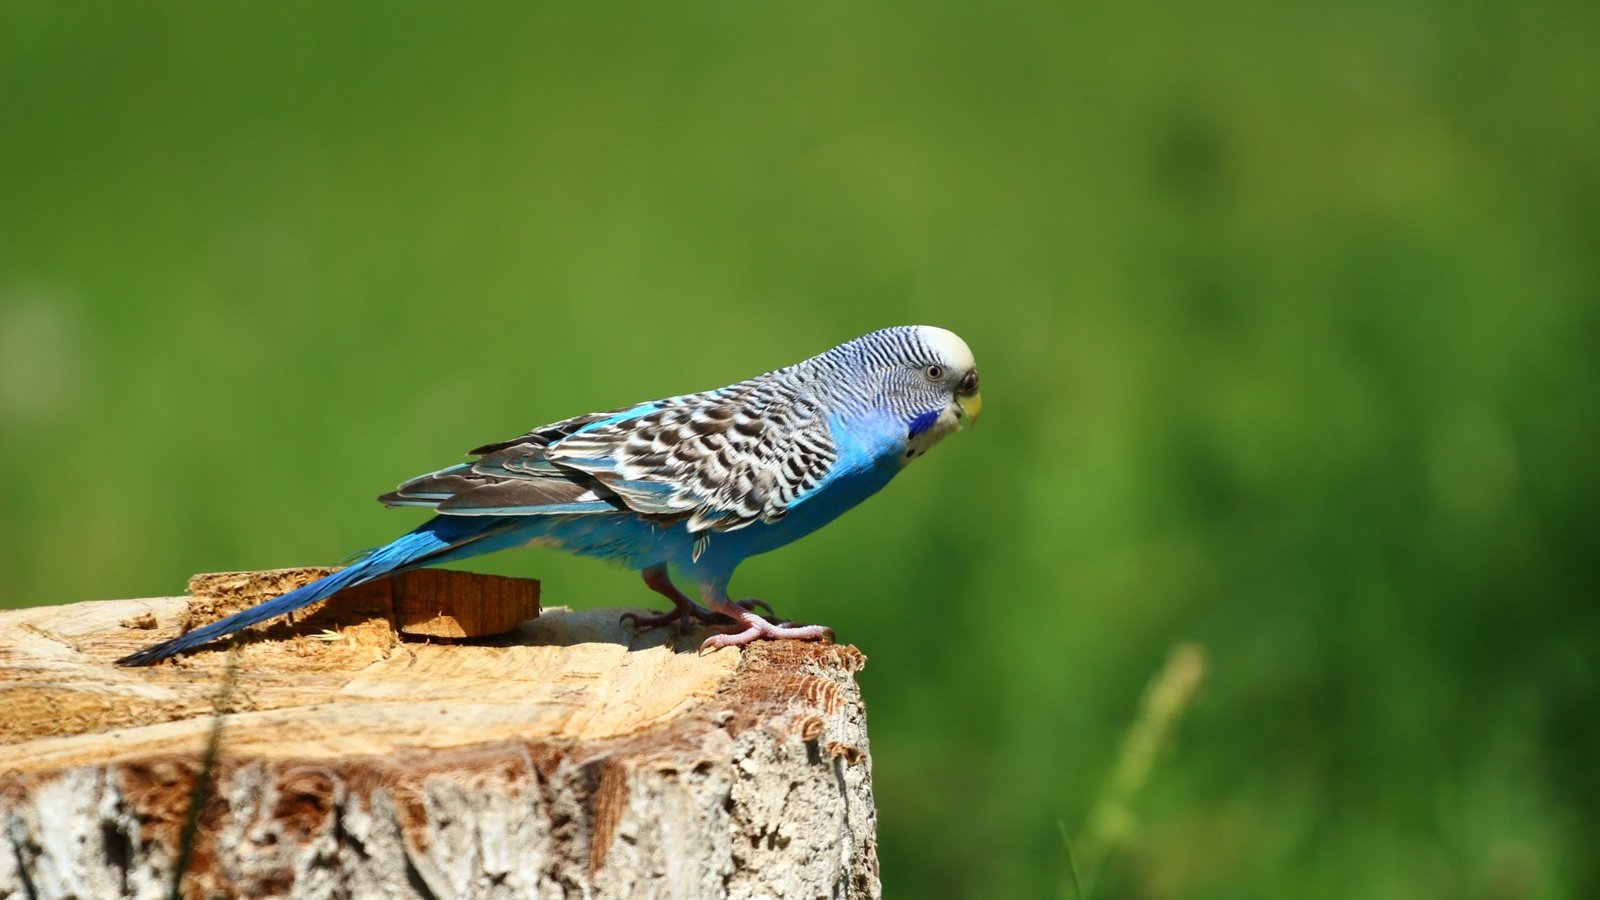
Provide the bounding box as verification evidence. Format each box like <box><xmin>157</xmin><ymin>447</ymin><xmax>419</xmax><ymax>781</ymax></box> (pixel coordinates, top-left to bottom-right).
<box><xmin>956</xmin><ymin>390</ymin><xmax>983</xmax><ymax>428</ymax></box>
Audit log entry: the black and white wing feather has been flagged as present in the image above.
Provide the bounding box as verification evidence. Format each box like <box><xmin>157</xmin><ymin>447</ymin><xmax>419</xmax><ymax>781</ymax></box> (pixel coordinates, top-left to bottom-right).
<box><xmin>543</xmin><ymin>378</ymin><xmax>839</xmax><ymax>532</ymax></box>
<box><xmin>379</xmin><ymin>376</ymin><xmax>840</xmax><ymax>533</ymax></box>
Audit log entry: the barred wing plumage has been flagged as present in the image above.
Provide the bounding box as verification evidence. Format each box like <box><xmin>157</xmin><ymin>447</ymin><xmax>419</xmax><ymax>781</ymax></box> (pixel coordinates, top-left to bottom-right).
<box><xmin>380</xmin><ymin>376</ymin><xmax>840</xmax><ymax>533</ymax></box>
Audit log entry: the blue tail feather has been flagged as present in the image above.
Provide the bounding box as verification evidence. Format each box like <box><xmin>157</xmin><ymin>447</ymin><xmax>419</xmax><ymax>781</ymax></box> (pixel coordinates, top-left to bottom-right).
<box><xmin>115</xmin><ymin>517</ymin><xmax>509</xmax><ymax>666</ymax></box>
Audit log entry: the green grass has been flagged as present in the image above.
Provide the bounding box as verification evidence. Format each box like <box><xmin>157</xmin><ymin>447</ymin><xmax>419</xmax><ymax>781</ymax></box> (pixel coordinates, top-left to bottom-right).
<box><xmin>3</xmin><ymin>3</ymin><xmax>1597</xmax><ymax>896</ymax></box>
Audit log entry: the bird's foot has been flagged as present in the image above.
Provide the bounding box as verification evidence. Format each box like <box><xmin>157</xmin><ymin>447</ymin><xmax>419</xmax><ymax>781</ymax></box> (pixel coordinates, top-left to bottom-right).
<box><xmin>620</xmin><ymin>608</ymin><xmax>682</xmax><ymax>630</ymax></box>
<box><xmin>621</xmin><ymin>603</ymin><xmax>713</xmax><ymax>634</ymax></box>
<box><xmin>621</xmin><ymin>598</ymin><xmax>780</xmax><ymax>633</ymax></box>
<box><xmin>621</xmin><ymin>599</ymin><xmax>738</xmax><ymax>633</ymax></box>
<box><xmin>625</xmin><ymin>566</ymin><xmax>781</xmax><ymax>634</ymax></box>
<box><xmin>699</xmin><ymin>610</ymin><xmax>835</xmax><ymax>652</ymax></box>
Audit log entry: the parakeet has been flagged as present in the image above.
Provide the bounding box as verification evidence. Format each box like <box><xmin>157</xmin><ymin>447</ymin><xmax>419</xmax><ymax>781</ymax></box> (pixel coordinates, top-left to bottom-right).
<box><xmin>116</xmin><ymin>325</ymin><xmax>981</xmax><ymax>666</ymax></box>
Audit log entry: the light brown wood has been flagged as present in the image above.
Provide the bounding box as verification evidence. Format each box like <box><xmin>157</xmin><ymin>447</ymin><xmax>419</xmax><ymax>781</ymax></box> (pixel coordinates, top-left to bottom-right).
<box><xmin>187</xmin><ymin>566</ymin><xmax>542</xmax><ymax>640</ymax></box>
<box><xmin>0</xmin><ymin>573</ymin><xmax>878</xmax><ymax>899</ymax></box>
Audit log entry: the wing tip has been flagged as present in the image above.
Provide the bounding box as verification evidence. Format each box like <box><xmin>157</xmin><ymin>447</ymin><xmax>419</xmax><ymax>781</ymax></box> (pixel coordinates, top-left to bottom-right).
<box><xmin>377</xmin><ymin>490</ymin><xmax>443</xmax><ymax>508</ymax></box>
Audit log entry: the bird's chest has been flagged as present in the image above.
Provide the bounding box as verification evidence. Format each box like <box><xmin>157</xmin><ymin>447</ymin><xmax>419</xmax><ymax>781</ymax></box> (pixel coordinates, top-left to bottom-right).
<box><xmin>782</xmin><ymin>415</ymin><xmax>905</xmax><ymax>523</ymax></box>
<box><xmin>706</xmin><ymin>416</ymin><xmax>904</xmax><ymax>560</ymax></box>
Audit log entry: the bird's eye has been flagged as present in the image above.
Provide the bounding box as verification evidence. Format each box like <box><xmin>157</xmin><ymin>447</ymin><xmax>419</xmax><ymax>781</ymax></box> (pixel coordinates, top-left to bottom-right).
<box><xmin>924</xmin><ymin>364</ymin><xmax>945</xmax><ymax>381</ymax></box>
<box><xmin>959</xmin><ymin>369</ymin><xmax>980</xmax><ymax>395</ymax></box>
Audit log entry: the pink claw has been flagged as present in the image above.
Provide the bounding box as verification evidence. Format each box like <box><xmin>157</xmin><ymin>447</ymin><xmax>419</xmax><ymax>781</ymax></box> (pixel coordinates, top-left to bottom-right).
<box><xmin>699</xmin><ymin>613</ymin><xmax>835</xmax><ymax>652</ymax></box>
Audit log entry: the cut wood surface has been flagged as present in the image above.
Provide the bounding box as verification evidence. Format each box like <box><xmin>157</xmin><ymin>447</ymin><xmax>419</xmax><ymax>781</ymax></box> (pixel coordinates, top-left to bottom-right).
<box><xmin>186</xmin><ymin>566</ymin><xmax>543</xmax><ymax>640</ymax></box>
<box><xmin>0</xmin><ymin>569</ymin><xmax>879</xmax><ymax>899</ymax></box>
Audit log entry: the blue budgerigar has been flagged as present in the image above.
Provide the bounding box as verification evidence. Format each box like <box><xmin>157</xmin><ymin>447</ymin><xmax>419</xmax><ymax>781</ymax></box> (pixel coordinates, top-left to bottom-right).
<box><xmin>117</xmin><ymin>325</ymin><xmax>981</xmax><ymax>666</ymax></box>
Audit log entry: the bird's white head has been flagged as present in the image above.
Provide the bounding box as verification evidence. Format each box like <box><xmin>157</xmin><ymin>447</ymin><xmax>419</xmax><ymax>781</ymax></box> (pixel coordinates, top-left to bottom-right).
<box><xmin>912</xmin><ymin>324</ymin><xmax>981</xmax><ymax>447</ymax></box>
<box><xmin>832</xmin><ymin>325</ymin><xmax>982</xmax><ymax>462</ymax></box>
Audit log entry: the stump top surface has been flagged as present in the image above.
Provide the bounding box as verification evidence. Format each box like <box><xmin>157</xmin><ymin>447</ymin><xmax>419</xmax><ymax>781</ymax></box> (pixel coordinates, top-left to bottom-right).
<box><xmin>0</xmin><ymin>575</ymin><xmax>879</xmax><ymax>899</ymax></box>
<box><xmin>0</xmin><ymin>590</ymin><xmax>774</xmax><ymax>775</ymax></box>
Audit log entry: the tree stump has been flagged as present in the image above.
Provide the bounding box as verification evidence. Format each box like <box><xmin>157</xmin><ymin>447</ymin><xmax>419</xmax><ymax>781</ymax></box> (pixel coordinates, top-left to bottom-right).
<box><xmin>0</xmin><ymin>569</ymin><xmax>879</xmax><ymax>899</ymax></box>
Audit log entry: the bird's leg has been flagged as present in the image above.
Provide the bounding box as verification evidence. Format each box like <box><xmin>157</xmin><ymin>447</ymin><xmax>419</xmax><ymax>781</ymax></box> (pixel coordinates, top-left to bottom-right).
<box><xmin>622</xmin><ymin>566</ymin><xmax>727</xmax><ymax>633</ymax></box>
<box><xmin>698</xmin><ymin>587</ymin><xmax>834</xmax><ymax>652</ymax></box>
<box><xmin>732</xmin><ymin>597</ymin><xmax>779</xmax><ymax>618</ymax></box>
<box><xmin>622</xmin><ymin>568</ymin><xmax>785</xmax><ymax>636</ymax></box>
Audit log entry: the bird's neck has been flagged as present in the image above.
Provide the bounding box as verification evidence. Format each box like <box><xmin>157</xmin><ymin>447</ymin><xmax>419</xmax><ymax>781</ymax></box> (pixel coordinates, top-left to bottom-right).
<box><xmin>902</xmin><ymin>406</ymin><xmax>962</xmax><ymax>463</ymax></box>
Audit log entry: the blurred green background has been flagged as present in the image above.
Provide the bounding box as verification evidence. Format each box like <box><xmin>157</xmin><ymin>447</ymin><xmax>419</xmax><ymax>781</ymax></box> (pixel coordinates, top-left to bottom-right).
<box><xmin>3</xmin><ymin>3</ymin><xmax>1596</xmax><ymax>897</ymax></box>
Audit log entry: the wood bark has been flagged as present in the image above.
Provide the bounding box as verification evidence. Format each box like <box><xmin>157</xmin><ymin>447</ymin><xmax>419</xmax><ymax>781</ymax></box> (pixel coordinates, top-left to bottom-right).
<box><xmin>0</xmin><ymin>570</ymin><xmax>879</xmax><ymax>899</ymax></box>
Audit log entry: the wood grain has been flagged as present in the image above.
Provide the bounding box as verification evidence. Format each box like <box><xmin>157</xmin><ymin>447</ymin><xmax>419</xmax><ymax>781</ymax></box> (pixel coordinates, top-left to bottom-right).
<box><xmin>186</xmin><ymin>565</ymin><xmax>542</xmax><ymax>640</ymax></box>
